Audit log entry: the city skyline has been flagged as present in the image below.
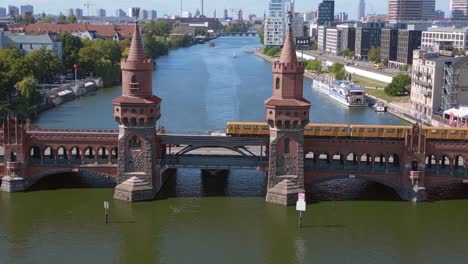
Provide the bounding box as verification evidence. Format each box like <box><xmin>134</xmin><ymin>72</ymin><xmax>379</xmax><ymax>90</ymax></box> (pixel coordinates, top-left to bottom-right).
<box><xmin>2</xmin><ymin>0</ymin><xmax>450</xmax><ymax>19</ymax></box>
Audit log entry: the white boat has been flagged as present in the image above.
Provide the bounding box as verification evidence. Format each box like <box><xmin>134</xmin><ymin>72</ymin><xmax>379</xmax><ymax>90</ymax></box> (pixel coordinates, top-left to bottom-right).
<box><xmin>312</xmin><ymin>79</ymin><xmax>367</xmax><ymax>107</ymax></box>
<box><xmin>374</xmin><ymin>102</ymin><xmax>386</xmax><ymax>112</ymax></box>
<box><xmin>233</xmin><ymin>53</ymin><xmax>237</xmax><ymax>58</ymax></box>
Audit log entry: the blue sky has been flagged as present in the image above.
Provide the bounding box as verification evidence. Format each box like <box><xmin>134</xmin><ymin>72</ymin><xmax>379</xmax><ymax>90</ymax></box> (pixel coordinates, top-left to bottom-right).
<box><xmin>6</xmin><ymin>0</ymin><xmax>450</xmax><ymax>20</ymax></box>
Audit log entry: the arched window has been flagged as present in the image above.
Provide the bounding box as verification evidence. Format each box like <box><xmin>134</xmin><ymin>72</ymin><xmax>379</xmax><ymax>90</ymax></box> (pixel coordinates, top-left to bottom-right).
<box><xmin>131</xmin><ymin>75</ymin><xmax>138</xmax><ymax>83</ymax></box>
<box><xmin>129</xmin><ymin>136</ymin><xmax>141</xmax><ymax>150</ymax></box>
<box><xmin>284</xmin><ymin>138</ymin><xmax>290</xmax><ymax>154</ymax></box>
<box><xmin>275</xmin><ymin>77</ymin><xmax>280</xmax><ymax>90</ymax></box>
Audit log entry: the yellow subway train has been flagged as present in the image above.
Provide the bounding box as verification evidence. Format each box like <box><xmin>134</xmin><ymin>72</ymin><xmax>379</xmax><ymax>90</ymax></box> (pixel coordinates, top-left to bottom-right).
<box><xmin>226</xmin><ymin>122</ymin><xmax>468</xmax><ymax>141</ymax></box>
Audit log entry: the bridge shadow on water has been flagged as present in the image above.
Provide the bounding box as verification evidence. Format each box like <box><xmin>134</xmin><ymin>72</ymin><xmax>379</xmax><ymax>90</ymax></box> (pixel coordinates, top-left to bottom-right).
<box><xmin>427</xmin><ymin>183</ymin><xmax>468</xmax><ymax>201</ymax></box>
<box><xmin>157</xmin><ymin>168</ymin><xmax>268</xmax><ymax>199</ymax></box>
<box><xmin>306</xmin><ymin>179</ymin><xmax>402</xmax><ymax>203</ymax></box>
<box><xmin>27</xmin><ymin>172</ymin><xmax>116</xmax><ymax>191</ymax></box>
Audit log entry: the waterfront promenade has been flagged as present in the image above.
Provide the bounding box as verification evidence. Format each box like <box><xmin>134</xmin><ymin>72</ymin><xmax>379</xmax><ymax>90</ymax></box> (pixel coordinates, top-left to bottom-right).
<box><xmin>255</xmin><ymin>50</ymin><xmax>416</xmax><ymax>124</ymax></box>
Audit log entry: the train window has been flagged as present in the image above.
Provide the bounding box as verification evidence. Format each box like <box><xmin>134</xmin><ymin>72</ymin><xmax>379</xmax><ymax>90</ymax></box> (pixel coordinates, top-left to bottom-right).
<box><xmin>450</xmin><ymin>130</ymin><xmax>458</xmax><ymax>135</ymax></box>
<box><xmin>387</xmin><ymin>129</ymin><xmax>395</xmax><ymax>133</ymax></box>
<box><xmin>323</xmin><ymin>128</ymin><xmax>331</xmax><ymax>132</ymax></box>
<box><xmin>368</xmin><ymin>128</ymin><xmax>375</xmax><ymax>132</ymax></box>
<box><xmin>228</xmin><ymin>126</ymin><xmax>233</xmax><ymax>129</ymax></box>
<box><xmin>342</xmin><ymin>128</ymin><xmax>346</xmax><ymax>132</ymax></box>
<box><xmin>335</xmin><ymin>128</ymin><xmax>340</xmax><ymax>131</ymax></box>
<box><xmin>305</xmin><ymin>127</ymin><xmax>312</xmax><ymax>131</ymax></box>
<box><xmin>262</xmin><ymin>126</ymin><xmax>269</xmax><ymax>130</ymax></box>
<box><xmin>359</xmin><ymin>128</ymin><xmax>364</xmax><ymax>132</ymax></box>
<box><xmin>441</xmin><ymin>130</ymin><xmax>447</xmax><ymax>134</ymax></box>
<box><xmin>431</xmin><ymin>130</ymin><xmax>438</xmax><ymax>134</ymax></box>
<box><xmin>235</xmin><ymin>126</ymin><xmax>240</xmax><ymax>129</ymax></box>
<box><xmin>315</xmin><ymin>128</ymin><xmax>321</xmax><ymax>131</ymax></box>
<box><xmin>244</xmin><ymin>126</ymin><xmax>252</xmax><ymax>129</ymax></box>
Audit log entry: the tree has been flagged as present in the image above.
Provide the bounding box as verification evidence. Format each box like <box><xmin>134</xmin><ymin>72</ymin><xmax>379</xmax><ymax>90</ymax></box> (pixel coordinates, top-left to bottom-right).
<box><xmin>25</xmin><ymin>47</ymin><xmax>64</xmax><ymax>83</ymax></box>
<box><xmin>368</xmin><ymin>47</ymin><xmax>381</xmax><ymax>62</ymax></box>
<box><xmin>95</xmin><ymin>59</ymin><xmax>120</xmax><ymax>87</ymax></box>
<box><xmin>306</xmin><ymin>60</ymin><xmax>322</xmax><ymax>72</ymax></box>
<box><xmin>78</xmin><ymin>39</ymin><xmax>121</xmax><ymax>76</ymax></box>
<box><xmin>335</xmin><ymin>69</ymin><xmax>346</xmax><ymax>80</ymax></box>
<box><xmin>118</xmin><ymin>39</ymin><xmax>131</xmax><ymax>53</ymax></box>
<box><xmin>61</xmin><ymin>32</ymin><xmax>83</xmax><ymax>70</ymax></box>
<box><xmin>0</xmin><ymin>47</ymin><xmax>29</xmax><ymax>99</ymax></box>
<box><xmin>15</xmin><ymin>76</ymin><xmax>40</xmax><ymax>106</ymax></box>
<box><xmin>67</xmin><ymin>15</ymin><xmax>78</xmax><ymax>23</ymax></box>
<box><xmin>339</xmin><ymin>49</ymin><xmax>354</xmax><ymax>58</ymax></box>
<box><xmin>143</xmin><ymin>21</ymin><xmax>171</xmax><ymax>37</ymax></box>
<box><xmin>383</xmin><ymin>58</ymin><xmax>389</xmax><ymax>67</ymax></box>
<box><xmin>266</xmin><ymin>46</ymin><xmax>281</xmax><ymax>57</ymax></box>
<box><xmin>258</xmin><ymin>29</ymin><xmax>264</xmax><ymax>45</ymax></box>
<box><xmin>57</xmin><ymin>14</ymin><xmax>67</xmax><ymax>23</ymax></box>
<box><xmin>384</xmin><ymin>74</ymin><xmax>411</xmax><ymax>96</ymax></box>
<box><xmin>41</xmin><ymin>16</ymin><xmax>54</xmax><ymax>23</ymax></box>
<box><xmin>329</xmin><ymin>62</ymin><xmax>344</xmax><ymax>74</ymax></box>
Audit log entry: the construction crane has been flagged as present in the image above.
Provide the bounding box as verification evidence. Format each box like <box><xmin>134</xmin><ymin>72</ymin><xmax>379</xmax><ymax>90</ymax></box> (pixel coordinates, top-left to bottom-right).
<box><xmin>84</xmin><ymin>0</ymin><xmax>95</xmax><ymax>16</ymax></box>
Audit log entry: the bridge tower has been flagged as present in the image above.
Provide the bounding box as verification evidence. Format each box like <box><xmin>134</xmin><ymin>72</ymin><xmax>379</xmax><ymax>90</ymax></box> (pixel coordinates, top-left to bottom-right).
<box><xmin>264</xmin><ymin>25</ymin><xmax>311</xmax><ymax>205</ymax></box>
<box><xmin>0</xmin><ymin>116</ymin><xmax>29</xmax><ymax>192</ymax></box>
<box><xmin>112</xmin><ymin>14</ymin><xmax>162</xmax><ymax>202</ymax></box>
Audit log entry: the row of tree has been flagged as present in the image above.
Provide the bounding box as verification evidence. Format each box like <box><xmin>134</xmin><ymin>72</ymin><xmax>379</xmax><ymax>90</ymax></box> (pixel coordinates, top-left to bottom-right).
<box><xmin>143</xmin><ymin>21</ymin><xmax>194</xmax><ymax>59</ymax></box>
<box><xmin>0</xmin><ymin>47</ymin><xmax>56</xmax><ymax>119</ymax></box>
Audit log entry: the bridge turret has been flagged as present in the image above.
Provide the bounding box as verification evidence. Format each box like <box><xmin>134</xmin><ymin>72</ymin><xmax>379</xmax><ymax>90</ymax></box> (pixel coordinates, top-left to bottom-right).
<box><xmin>112</xmin><ymin>14</ymin><xmax>163</xmax><ymax>202</ymax></box>
<box><xmin>0</xmin><ymin>116</ymin><xmax>30</xmax><ymax>192</ymax></box>
<box><xmin>264</xmin><ymin>27</ymin><xmax>311</xmax><ymax>206</ymax></box>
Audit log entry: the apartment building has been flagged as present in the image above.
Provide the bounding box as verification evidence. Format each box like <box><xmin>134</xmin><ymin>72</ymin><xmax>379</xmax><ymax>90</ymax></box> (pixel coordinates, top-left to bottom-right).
<box><xmin>411</xmin><ymin>48</ymin><xmax>468</xmax><ymax>125</ymax></box>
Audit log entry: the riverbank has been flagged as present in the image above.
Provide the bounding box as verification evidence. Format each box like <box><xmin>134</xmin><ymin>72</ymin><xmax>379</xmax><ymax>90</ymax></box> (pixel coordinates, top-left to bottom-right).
<box><xmin>31</xmin><ymin>77</ymin><xmax>103</xmax><ymax>117</ymax></box>
<box><xmin>254</xmin><ymin>51</ymin><xmax>415</xmax><ymax>124</ymax></box>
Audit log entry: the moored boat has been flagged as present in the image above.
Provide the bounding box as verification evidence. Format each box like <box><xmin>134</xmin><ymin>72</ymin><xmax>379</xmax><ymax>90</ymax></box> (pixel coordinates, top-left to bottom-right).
<box><xmin>312</xmin><ymin>79</ymin><xmax>367</xmax><ymax>107</ymax></box>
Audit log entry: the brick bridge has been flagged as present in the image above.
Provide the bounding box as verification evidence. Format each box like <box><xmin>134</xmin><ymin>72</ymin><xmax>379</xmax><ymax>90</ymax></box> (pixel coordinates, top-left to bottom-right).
<box><xmin>1</xmin><ymin>21</ymin><xmax>467</xmax><ymax>205</ymax></box>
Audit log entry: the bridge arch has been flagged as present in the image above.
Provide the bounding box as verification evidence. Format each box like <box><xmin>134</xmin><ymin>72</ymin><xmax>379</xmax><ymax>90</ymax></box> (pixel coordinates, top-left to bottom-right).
<box><xmin>172</xmin><ymin>145</ymin><xmax>257</xmax><ymax>158</ymax></box>
<box><xmin>97</xmin><ymin>147</ymin><xmax>109</xmax><ymax>164</ymax></box>
<box><xmin>317</xmin><ymin>152</ymin><xmax>330</xmax><ymax>169</ymax></box>
<box><xmin>331</xmin><ymin>152</ymin><xmax>344</xmax><ymax>169</ymax></box>
<box><xmin>57</xmin><ymin>146</ymin><xmax>68</xmax><ymax>160</ymax></box>
<box><xmin>305</xmin><ymin>174</ymin><xmax>402</xmax><ymax>199</ymax></box>
<box><xmin>43</xmin><ymin>146</ymin><xmax>54</xmax><ymax>162</ymax></box>
<box><xmin>84</xmin><ymin>147</ymin><xmax>96</xmax><ymax>164</ymax></box>
<box><xmin>27</xmin><ymin>168</ymin><xmax>116</xmax><ymax>190</ymax></box>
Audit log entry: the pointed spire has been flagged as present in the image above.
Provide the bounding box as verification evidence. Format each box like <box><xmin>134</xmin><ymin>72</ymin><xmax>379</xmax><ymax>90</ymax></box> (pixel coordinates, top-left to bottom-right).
<box><xmin>279</xmin><ymin>30</ymin><xmax>298</xmax><ymax>64</ymax></box>
<box><xmin>127</xmin><ymin>22</ymin><xmax>146</xmax><ymax>61</ymax></box>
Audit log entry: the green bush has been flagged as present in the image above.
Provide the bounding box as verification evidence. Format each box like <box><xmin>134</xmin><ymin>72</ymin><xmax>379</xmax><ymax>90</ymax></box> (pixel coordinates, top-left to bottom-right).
<box><xmin>384</xmin><ymin>74</ymin><xmax>411</xmax><ymax>96</ymax></box>
<box><xmin>266</xmin><ymin>47</ymin><xmax>281</xmax><ymax>57</ymax></box>
<box><xmin>329</xmin><ymin>62</ymin><xmax>344</xmax><ymax>74</ymax></box>
<box><xmin>306</xmin><ymin>60</ymin><xmax>322</xmax><ymax>72</ymax></box>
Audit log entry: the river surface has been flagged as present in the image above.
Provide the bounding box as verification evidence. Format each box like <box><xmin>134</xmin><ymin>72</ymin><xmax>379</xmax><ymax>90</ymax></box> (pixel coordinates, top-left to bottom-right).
<box><xmin>2</xmin><ymin>37</ymin><xmax>468</xmax><ymax>263</ymax></box>
<box><xmin>35</xmin><ymin>36</ymin><xmax>405</xmax><ymax>132</ymax></box>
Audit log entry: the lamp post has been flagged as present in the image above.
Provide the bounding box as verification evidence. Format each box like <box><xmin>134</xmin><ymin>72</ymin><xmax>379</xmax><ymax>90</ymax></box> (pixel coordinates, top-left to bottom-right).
<box><xmin>73</xmin><ymin>64</ymin><xmax>78</xmax><ymax>87</ymax></box>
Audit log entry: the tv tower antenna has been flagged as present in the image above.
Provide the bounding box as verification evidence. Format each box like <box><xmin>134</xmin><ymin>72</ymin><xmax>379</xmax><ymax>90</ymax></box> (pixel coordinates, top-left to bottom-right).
<box><xmin>84</xmin><ymin>0</ymin><xmax>95</xmax><ymax>16</ymax></box>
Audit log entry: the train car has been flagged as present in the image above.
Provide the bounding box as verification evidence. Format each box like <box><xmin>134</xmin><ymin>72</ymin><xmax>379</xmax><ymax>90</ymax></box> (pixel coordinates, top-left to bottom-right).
<box><xmin>304</xmin><ymin>124</ymin><xmax>349</xmax><ymax>137</ymax></box>
<box><xmin>226</xmin><ymin>122</ymin><xmax>270</xmax><ymax>136</ymax></box>
<box><xmin>423</xmin><ymin>127</ymin><xmax>468</xmax><ymax>140</ymax></box>
<box><xmin>349</xmin><ymin>125</ymin><xmax>411</xmax><ymax>139</ymax></box>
